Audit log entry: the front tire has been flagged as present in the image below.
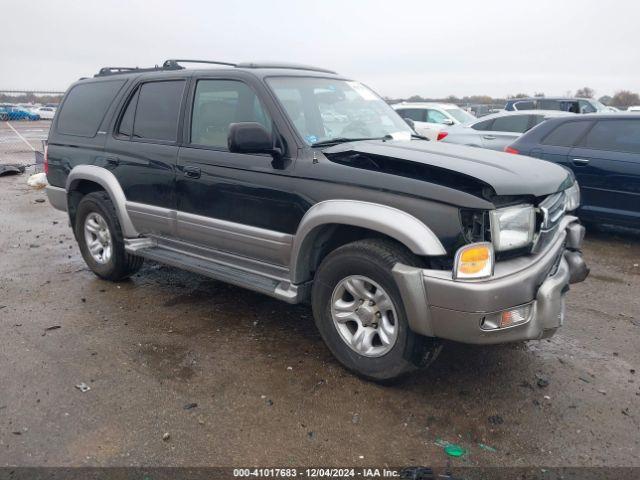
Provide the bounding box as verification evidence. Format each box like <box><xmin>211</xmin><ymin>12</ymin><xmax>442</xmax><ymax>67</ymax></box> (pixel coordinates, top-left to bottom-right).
<box><xmin>311</xmin><ymin>239</ymin><xmax>441</xmax><ymax>382</ymax></box>
<box><xmin>75</xmin><ymin>191</ymin><xmax>143</xmax><ymax>281</ymax></box>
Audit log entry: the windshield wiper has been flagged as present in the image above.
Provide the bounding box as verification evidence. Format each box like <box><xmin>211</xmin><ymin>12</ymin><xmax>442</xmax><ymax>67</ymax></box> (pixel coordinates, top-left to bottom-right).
<box><xmin>411</xmin><ymin>133</ymin><xmax>430</xmax><ymax>141</ymax></box>
<box><xmin>311</xmin><ymin>137</ymin><xmax>383</xmax><ymax>147</ymax></box>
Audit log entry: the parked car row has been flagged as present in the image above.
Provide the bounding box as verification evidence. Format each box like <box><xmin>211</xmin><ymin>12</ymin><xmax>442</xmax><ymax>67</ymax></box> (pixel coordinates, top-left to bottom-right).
<box><xmin>0</xmin><ymin>104</ymin><xmax>57</xmax><ymax>121</ymax></box>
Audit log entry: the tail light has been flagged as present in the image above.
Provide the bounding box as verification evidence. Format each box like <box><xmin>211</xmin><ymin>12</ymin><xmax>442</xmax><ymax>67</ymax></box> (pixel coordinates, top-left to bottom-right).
<box><xmin>437</xmin><ymin>131</ymin><xmax>448</xmax><ymax>141</ymax></box>
<box><xmin>43</xmin><ymin>144</ymin><xmax>49</xmax><ymax>174</ymax></box>
<box><xmin>504</xmin><ymin>146</ymin><xmax>519</xmax><ymax>154</ymax></box>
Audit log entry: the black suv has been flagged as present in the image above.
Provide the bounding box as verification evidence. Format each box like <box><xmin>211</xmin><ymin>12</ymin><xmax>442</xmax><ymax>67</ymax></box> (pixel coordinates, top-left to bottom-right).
<box><xmin>45</xmin><ymin>59</ymin><xmax>588</xmax><ymax>381</ymax></box>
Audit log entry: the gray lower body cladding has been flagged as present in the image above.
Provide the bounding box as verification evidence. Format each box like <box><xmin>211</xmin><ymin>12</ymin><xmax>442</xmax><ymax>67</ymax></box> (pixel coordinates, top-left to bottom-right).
<box><xmin>392</xmin><ymin>217</ymin><xmax>588</xmax><ymax>344</ymax></box>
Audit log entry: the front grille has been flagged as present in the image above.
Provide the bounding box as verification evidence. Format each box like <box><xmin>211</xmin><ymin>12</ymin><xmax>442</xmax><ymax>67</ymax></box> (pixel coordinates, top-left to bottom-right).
<box><xmin>539</xmin><ymin>191</ymin><xmax>566</xmax><ymax>232</ymax></box>
<box><xmin>532</xmin><ymin>191</ymin><xmax>566</xmax><ymax>254</ymax></box>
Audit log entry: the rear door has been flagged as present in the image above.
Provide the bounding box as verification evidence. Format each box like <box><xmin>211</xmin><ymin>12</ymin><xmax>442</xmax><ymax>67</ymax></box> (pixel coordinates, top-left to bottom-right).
<box><xmin>479</xmin><ymin>114</ymin><xmax>532</xmax><ymax>151</ymax></box>
<box><xmin>104</xmin><ymin>77</ymin><xmax>188</xmax><ymax>236</ymax></box>
<box><xmin>568</xmin><ymin>119</ymin><xmax>640</xmax><ymax>225</ymax></box>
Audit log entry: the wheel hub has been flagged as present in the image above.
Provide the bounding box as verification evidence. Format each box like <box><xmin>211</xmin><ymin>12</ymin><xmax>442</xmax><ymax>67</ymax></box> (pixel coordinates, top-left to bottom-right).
<box><xmin>330</xmin><ymin>275</ymin><xmax>398</xmax><ymax>357</ymax></box>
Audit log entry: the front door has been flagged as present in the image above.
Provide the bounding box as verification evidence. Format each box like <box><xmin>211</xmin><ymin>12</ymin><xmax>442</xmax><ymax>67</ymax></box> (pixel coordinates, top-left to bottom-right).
<box><xmin>568</xmin><ymin>119</ymin><xmax>640</xmax><ymax>226</ymax></box>
<box><xmin>176</xmin><ymin>77</ymin><xmax>304</xmax><ymax>267</ymax></box>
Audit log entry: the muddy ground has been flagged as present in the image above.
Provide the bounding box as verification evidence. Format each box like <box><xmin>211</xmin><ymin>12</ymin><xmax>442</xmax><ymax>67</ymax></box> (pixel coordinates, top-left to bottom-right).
<box><xmin>0</xmin><ymin>120</ymin><xmax>639</xmax><ymax>468</ymax></box>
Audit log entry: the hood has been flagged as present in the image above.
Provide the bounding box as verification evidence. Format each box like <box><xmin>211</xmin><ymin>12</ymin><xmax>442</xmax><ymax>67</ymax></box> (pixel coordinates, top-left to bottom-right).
<box><xmin>323</xmin><ymin>139</ymin><xmax>572</xmax><ymax>198</ymax></box>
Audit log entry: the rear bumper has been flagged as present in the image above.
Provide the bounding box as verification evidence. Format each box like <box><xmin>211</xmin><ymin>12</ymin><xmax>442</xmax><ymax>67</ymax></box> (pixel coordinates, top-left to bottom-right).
<box><xmin>46</xmin><ymin>185</ymin><xmax>67</xmax><ymax>211</ymax></box>
<box><xmin>393</xmin><ymin>216</ymin><xmax>589</xmax><ymax>344</ymax></box>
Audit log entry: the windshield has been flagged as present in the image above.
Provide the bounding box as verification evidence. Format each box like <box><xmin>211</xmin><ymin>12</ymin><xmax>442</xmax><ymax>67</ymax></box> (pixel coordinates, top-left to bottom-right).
<box><xmin>445</xmin><ymin>108</ymin><xmax>475</xmax><ymax>124</ymax></box>
<box><xmin>266</xmin><ymin>77</ymin><xmax>412</xmax><ymax>145</ymax></box>
<box><xmin>589</xmin><ymin>99</ymin><xmax>608</xmax><ymax>112</ymax></box>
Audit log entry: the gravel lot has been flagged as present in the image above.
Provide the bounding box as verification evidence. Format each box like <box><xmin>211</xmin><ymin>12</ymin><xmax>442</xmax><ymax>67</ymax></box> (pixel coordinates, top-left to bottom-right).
<box><xmin>0</xmin><ymin>120</ymin><xmax>639</xmax><ymax>469</ymax></box>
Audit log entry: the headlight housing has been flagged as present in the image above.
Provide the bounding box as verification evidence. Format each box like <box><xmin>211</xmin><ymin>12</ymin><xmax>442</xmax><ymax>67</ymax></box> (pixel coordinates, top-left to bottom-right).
<box><xmin>490</xmin><ymin>204</ymin><xmax>536</xmax><ymax>252</ymax></box>
<box><xmin>564</xmin><ymin>182</ymin><xmax>580</xmax><ymax>211</ymax></box>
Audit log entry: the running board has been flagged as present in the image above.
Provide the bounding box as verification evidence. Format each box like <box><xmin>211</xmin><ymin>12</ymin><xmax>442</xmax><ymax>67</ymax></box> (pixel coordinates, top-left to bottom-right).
<box><xmin>127</xmin><ymin>241</ymin><xmax>302</xmax><ymax>304</ymax></box>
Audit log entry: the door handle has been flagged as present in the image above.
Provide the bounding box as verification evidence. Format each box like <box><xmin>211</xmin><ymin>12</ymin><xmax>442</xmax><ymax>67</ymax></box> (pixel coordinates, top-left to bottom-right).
<box><xmin>482</xmin><ymin>135</ymin><xmax>496</xmax><ymax>140</ymax></box>
<box><xmin>106</xmin><ymin>156</ymin><xmax>120</xmax><ymax>166</ymax></box>
<box><xmin>571</xmin><ymin>158</ymin><xmax>590</xmax><ymax>166</ymax></box>
<box><xmin>183</xmin><ymin>166</ymin><xmax>201</xmax><ymax>178</ymax></box>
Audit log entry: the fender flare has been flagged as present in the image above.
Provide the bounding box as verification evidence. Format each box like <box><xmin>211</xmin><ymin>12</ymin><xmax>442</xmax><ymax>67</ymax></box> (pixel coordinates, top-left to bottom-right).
<box><xmin>66</xmin><ymin>165</ymin><xmax>139</xmax><ymax>238</ymax></box>
<box><xmin>290</xmin><ymin>200</ymin><xmax>446</xmax><ymax>284</ymax></box>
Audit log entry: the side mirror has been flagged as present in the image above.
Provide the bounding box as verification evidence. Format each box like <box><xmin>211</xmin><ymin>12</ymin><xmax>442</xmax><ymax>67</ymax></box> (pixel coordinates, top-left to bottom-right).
<box><xmin>403</xmin><ymin>117</ymin><xmax>415</xmax><ymax>129</ymax></box>
<box><xmin>228</xmin><ymin>122</ymin><xmax>279</xmax><ymax>156</ymax></box>
<box><xmin>442</xmin><ymin>118</ymin><xmax>455</xmax><ymax>126</ymax></box>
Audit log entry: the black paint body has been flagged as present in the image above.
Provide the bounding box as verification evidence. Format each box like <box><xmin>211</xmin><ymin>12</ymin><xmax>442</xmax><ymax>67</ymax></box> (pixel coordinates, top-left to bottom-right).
<box><xmin>47</xmin><ymin>67</ymin><xmax>572</xmax><ymax>257</ymax></box>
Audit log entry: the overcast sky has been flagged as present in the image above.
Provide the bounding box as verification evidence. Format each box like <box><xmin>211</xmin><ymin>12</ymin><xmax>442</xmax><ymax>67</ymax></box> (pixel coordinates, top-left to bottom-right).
<box><xmin>2</xmin><ymin>0</ymin><xmax>639</xmax><ymax>98</ymax></box>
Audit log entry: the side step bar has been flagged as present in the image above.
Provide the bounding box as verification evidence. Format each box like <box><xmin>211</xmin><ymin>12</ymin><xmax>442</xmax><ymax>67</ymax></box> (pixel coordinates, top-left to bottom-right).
<box><xmin>127</xmin><ymin>240</ymin><xmax>303</xmax><ymax>304</ymax></box>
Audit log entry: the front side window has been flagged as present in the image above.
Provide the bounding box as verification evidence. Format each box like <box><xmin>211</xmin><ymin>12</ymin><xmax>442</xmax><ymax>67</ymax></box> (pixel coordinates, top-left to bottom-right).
<box><xmin>127</xmin><ymin>80</ymin><xmax>185</xmax><ymax>142</ymax></box>
<box><xmin>445</xmin><ymin>108</ymin><xmax>475</xmax><ymax>124</ymax></box>
<box><xmin>542</xmin><ymin>121</ymin><xmax>592</xmax><ymax>147</ymax></box>
<box><xmin>491</xmin><ymin>115</ymin><xmax>531</xmax><ymax>133</ymax></box>
<box><xmin>266</xmin><ymin>77</ymin><xmax>411</xmax><ymax>145</ymax></box>
<box><xmin>581</xmin><ymin>120</ymin><xmax>640</xmax><ymax>154</ymax></box>
<box><xmin>579</xmin><ymin>100</ymin><xmax>596</xmax><ymax>114</ymax></box>
<box><xmin>426</xmin><ymin>109</ymin><xmax>448</xmax><ymax>124</ymax></box>
<box><xmin>190</xmin><ymin>80</ymin><xmax>272</xmax><ymax>148</ymax></box>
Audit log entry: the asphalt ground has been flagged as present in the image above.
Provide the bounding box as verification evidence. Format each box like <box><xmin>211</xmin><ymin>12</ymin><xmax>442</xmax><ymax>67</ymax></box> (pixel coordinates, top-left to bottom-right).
<box><xmin>0</xmin><ymin>120</ymin><xmax>638</xmax><ymax>470</ymax></box>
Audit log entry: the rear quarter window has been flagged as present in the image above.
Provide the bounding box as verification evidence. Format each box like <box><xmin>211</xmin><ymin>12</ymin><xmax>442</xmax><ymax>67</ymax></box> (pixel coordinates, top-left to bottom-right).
<box><xmin>56</xmin><ymin>80</ymin><xmax>125</xmax><ymax>137</ymax></box>
<box><xmin>541</xmin><ymin>120</ymin><xmax>592</xmax><ymax>147</ymax></box>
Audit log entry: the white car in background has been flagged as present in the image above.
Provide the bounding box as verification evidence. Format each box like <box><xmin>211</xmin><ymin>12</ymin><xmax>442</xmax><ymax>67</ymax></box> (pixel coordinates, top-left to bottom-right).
<box><xmin>33</xmin><ymin>106</ymin><xmax>56</xmax><ymax>119</ymax></box>
<box><xmin>627</xmin><ymin>106</ymin><xmax>640</xmax><ymax>112</ymax></box>
<box><xmin>392</xmin><ymin>102</ymin><xmax>476</xmax><ymax>140</ymax></box>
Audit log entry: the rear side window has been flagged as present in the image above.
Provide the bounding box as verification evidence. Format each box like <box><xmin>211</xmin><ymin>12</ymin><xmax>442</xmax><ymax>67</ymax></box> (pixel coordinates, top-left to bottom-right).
<box><xmin>542</xmin><ymin>121</ymin><xmax>592</xmax><ymax>147</ymax></box>
<box><xmin>131</xmin><ymin>81</ymin><xmax>185</xmax><ymax>142</ymax></box>
<box><xmin>581</xmin><ymin>120</ymin><xmax>640</xmax><ymax>154</ymax></box>
<box><xmin>57</xmin><ymin>80</ymin><xmax>125</xmax><ymax>137</ymax></box>
<box><xmin>397</xmin><ymin>109</ymin><xmax>424</xmax><ymax>122</ymax></box>
<box><xmin>513</xmin><ymin>100</ymin><xmax>535</xmax><ymax>111</ymax></box>
<box><xmin>491</xmin><ymin>115</ymin><xmax>531</xmax><ymax>133</ymax></box>
<box><xmin>538</xmin><ymin>100</ymin><xmax>560</xmax><ymax>110</ymax></box>
<box><xmin>471</xmin><ymin>119</ymin><xmax>494</xmax><ymax>131</ymax></box>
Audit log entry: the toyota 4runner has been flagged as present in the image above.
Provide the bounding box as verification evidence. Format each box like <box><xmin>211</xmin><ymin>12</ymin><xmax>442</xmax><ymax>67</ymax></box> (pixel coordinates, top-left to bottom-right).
<box><xmin>45</xmin><ymin>59</ymin><xmax>589</xmax><ymax>381</ymax></box>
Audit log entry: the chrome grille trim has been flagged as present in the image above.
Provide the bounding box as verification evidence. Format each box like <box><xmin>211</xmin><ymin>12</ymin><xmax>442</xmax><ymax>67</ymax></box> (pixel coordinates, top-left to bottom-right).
<box><xmin>539</xmin><ymin>191</ymin><xmax>566</xmax><ymax>231</ymax></box>
<box><xmin>532</xmin><ymin>191</ymin><xmax>566</xmax><ymax>254</ymax></box>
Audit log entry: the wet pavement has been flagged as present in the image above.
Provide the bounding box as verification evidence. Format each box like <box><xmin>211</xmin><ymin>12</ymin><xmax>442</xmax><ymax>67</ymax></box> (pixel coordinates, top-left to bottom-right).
<box><xmin>0</xmin><ymin>121</ymin><xmax>639</xmax><ymax>468</ymax></box>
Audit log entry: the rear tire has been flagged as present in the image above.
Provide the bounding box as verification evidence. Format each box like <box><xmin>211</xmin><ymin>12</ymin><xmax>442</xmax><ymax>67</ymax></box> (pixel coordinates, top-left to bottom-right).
<box><xmin>311</xmin><ymin>238</ymin><xmax>441</xmax><ymax>382</ymax></box>
<box><xmin>75</xmin><ymin>191</ymin><xmax>143</xmax><ymax>281</ymax></box>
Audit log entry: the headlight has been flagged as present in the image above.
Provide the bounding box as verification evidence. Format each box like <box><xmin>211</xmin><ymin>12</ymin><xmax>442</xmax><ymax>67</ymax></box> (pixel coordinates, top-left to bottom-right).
<box><xmin>490</xmin><ymin>204</ymin><xmax>535</xmax><ymax>251</ymax></box>
<box><xmin>564</xmin><ymin>182</ymin><xmax>580</xmax><ymax>211</ymax></box>
<box><xmin>454</xmin><ymin>242</ymin><xmax>494</xmax><ymax>280</ymax></box>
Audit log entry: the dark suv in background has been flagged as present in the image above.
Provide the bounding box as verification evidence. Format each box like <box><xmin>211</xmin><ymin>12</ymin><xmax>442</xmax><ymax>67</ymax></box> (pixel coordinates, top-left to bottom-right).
<box><xmin>507</xmin><ymin>114</ymin><xmax>640</xmax><ymax>228</ymax></box>
<box><xmin>44</xmin><ymin>59</ymin><xmax>588</xmax><ymax>381</ymax></box>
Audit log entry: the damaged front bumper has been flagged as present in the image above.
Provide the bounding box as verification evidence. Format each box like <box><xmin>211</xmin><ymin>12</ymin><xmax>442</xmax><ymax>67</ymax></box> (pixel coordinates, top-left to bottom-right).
<box><xmin>393</xmin><ymin>216</ymin><xmax>589</xmax><ymax>344</ymax></box>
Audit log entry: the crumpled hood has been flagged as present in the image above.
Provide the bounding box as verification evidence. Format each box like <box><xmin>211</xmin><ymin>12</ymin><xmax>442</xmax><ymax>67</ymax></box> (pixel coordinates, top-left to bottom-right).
<box><xmin>323</xmin><ymin>139</ymin><xmax>573</xmax><ymax>197</ymax></box>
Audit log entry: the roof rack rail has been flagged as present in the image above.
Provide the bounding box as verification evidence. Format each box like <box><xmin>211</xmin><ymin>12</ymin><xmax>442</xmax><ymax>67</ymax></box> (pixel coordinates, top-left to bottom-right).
<box><xmin>94</xmin><ymin>65</ymin><xmax>178</xmax><ymax>77</ymax></box>
<box><xmin>237</xmin><ymin>62</ymin><xmax>336</xmax><ymax>74</ymax></box>
<box><xmin>94</xmin><ymin>59</ymin><xmax>337</xmax><ymax>77</ymax></box>
<box><xmin>162</xmin><ymin>59</ymin><xmax>237</xmax><ymax>69</ymax></box>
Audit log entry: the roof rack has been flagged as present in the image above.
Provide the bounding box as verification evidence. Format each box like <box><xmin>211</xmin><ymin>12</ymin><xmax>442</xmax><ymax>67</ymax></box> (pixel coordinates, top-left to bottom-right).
<box><xmin>94</xmin><ymin>59</ymin><xmax>336</xmax><ymax>77</ymax></box>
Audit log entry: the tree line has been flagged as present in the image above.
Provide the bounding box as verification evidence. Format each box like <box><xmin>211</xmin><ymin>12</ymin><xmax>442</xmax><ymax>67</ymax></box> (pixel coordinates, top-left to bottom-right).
<box><xmin>386</xmin><ymin>88</ymin><xmax>640</xmax><ymax>109</ymax></box>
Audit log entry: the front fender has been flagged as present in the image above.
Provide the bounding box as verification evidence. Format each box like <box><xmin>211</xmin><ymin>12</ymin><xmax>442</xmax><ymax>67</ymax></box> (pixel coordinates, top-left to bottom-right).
<box><xmin>290</xmin><ymin>199</ymin><xmax>446</xmax><ymax>284</ymax></box>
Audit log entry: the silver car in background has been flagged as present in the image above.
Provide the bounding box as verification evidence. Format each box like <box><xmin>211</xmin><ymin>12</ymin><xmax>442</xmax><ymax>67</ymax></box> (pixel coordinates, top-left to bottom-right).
<box><xmin>438</xmin><ymin>110</ymin><xmax>573</xmax><ymax>151</ymax></box>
